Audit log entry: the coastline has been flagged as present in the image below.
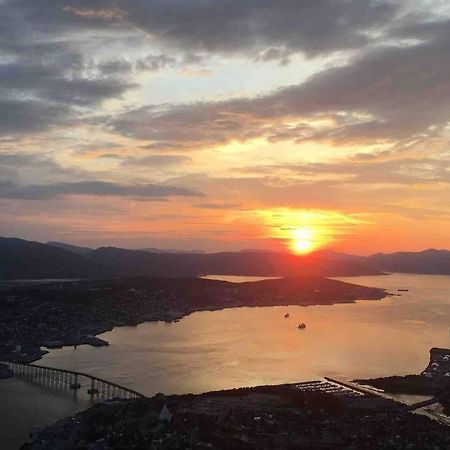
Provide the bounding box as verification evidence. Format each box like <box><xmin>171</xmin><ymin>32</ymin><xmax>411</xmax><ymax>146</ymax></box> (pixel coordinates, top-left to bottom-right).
<box><xmin>24</xmin><ymin>372</ymin><xmax>450</xmax><ymax>449</ymax></box>
<box><xmin>0</xmin><ymin>275</ymin><xmax>388</xmax><ymax>364</ymax></box>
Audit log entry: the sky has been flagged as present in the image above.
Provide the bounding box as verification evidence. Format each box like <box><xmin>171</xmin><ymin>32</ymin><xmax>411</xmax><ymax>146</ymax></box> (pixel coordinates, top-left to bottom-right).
<box><xmin>0</xmin><ymin>0</ymin><xmax>449</xmax><ymax>254</ymax></box>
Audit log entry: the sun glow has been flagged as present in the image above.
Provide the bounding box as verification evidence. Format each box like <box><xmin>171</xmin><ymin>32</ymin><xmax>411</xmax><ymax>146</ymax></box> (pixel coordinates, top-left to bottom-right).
<box><xmin>291</xmin><ymin>227</ymin><xmax>315</xmax><ymax>254</ymax></box>
<box><xmin>256</xmin><ymin>208</ymin><xmax>369</xmax><ymax>255</ymax></box>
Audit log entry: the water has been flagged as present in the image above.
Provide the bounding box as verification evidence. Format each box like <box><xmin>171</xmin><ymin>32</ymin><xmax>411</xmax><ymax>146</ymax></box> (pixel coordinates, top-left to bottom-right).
<box><xmin>1</xmin><ymin>273</ymin><xmax>450</xmax><ymax>448</ymax></box>
<box><xmin>38</xmin><ymin>273</ymin><xmax>450</xmax><ymax>392</ymax></box>
<box><xmin>0</xmin><ymin>378</ymin><xmax>92</xmax><ymax>449</ymax></box>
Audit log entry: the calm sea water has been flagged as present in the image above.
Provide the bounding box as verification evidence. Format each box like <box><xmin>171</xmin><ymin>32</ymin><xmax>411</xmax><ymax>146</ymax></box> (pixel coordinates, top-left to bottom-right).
<box><xmin>1</xmin><ymin>273</ymin><xmax>450</xmax><ymax>448</ymax></box>
<box><xmin>0</xmin><ymin>378</ymin><xmax>92</xmax><ymax>449</ymax></box>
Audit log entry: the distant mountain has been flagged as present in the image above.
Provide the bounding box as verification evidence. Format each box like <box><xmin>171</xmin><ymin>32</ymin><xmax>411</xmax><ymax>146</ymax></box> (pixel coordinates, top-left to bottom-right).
<box><xmin>88</xmin><ymin>247</ymin><xmax>381</xmax><ymax>278</ymax></box>
<box><xmin>367</xmin><ymin>249</ymin><xmax>450</xmax><ymax>275</ymax></box>
<box><xmin>239</xmin><ymin>248</ymin><xmax>277</xmax><ymax>253</ymax></box>
<box><xmin>311</xmin><ymin>249</ymin><xmax>365</xmax><ymax>262</ymax></box>
<box><xmin>46</xmin><ymin>241</ymin><xmax>93</xmax><ymax>255</ymax></box>
<box><xmin>46</xmin><ymin>240</ymin><xmax>207</xmax><ymax>255</ymax></box>
<box><xmin>0</xmin><ymin>237</ymin><xmax>108</xmax><ymax>279</ymax></box>
<box><xmin>1</xmin><ymin>237</ymin><xmax>449</xmax><ymax>280</ymax></box>
<box><xmin>141</xmin><ymin>247</ymin><xmax>206</xmax><ymax>254</ymax></box>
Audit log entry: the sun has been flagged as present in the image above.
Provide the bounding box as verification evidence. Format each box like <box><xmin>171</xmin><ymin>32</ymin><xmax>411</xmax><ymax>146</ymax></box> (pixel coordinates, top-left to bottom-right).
<box><xmin>291</xmin><ymin>228</ymin><xmax>315</xmax><ymax>254</ymax></box>
<box><xmin>257</xmin><ymin>208</ymin><xmax>365</xmax><ymax>255</ymax></box>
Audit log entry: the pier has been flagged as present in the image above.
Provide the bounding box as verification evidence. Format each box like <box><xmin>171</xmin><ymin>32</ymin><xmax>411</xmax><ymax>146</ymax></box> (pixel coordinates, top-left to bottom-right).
<box><xmin>2</xmin><ymin>361</ymin><xmax>145</xmax><ymax>400</ymax></box>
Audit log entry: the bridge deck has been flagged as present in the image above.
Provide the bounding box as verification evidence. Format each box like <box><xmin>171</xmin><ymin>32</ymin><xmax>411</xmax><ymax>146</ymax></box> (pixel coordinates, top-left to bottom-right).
<box><xmin>2</xmin><ymin>361</ymin><xmax>146</xmax><ymax>399</ymax></box>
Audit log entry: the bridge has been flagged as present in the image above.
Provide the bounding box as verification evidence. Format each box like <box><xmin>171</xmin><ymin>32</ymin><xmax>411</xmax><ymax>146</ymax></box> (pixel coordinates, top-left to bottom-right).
<box><xmin>2</xmin><ymin>361</ymin><xmax>146</xmax><ymax>400</ymax></box>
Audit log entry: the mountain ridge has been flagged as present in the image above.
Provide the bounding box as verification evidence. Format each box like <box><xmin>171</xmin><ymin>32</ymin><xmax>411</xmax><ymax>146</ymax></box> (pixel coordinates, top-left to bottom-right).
<box><xmin>1</xmin><ymin>236</ymin><xmax>449</xmax><ymax>279</ymax></box>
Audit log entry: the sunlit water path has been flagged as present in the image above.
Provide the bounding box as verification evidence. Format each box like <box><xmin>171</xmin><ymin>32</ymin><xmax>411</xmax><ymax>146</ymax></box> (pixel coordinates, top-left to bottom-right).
<box><xmin>1</xmin><ymin>273</ymin><xmax>450</xmax><ymax>448</ymax></box>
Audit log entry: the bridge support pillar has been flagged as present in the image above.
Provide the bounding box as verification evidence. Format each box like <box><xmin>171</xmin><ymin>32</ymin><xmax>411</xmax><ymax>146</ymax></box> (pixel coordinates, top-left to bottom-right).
<box><xmin>88</xmin><ymin>378</ymin><xmax>98</xmax><ymax>396</ymax></box>
<box><xmin>70</xmin><ymin>373</ymin><xmax>81</xmax><ymax>390</ymax></box>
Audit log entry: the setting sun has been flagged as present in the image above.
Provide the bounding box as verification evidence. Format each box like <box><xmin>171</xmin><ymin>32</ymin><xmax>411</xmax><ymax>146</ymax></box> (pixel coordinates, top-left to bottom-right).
<box><xmin>292</xmin><ymin>228</ymin><xmax>315</xmax><ymax>254</ymax></box>
<box><xmin>256</xmin><ymin>208</ymin><xmax>370</xmax><ymax>254</ymax></box>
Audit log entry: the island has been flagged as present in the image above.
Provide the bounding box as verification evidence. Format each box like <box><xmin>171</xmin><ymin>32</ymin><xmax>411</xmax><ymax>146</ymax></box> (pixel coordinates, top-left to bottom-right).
<box><xmin>0</xmin><ymin>276</ymin><xmax>386</xmax><ymax>363</ymax></box>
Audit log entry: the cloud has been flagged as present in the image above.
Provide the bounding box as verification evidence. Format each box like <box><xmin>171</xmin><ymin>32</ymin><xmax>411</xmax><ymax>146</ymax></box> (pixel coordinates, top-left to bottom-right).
<box><xmin>67</xmin><ymin>0</ymin><xmax>399</xmax><ymax>58</ymax></box>
<box><xmin>0</xmin><ymin>57</ymin><xmax>137</xmax><ymax>105</ymax></box>
<box><xmin>3</xmin><ymin>0</ymin><xmax>442</xmax><ymax>141</ymax></box>
<box><xmin>110</xmin><ymin>101</ymin><xmax>270</xmax><ymax>149</ymax></box>
<box><xmin>135</xmin><ymin>54</ymin><xmax>177</xmax><ymax>72</ymax></box>
<box><xmin>121</xmin><ymin>154</ymin><xmax>192</xmax><ymax>167</ymax></box>
<box><xmin>194</xmin><ymin>203</ymin><xmax>241</xmax><ymax>210</ymax></box>
<box><xmin>0</xmin><ymin>0</ymin><xmax>138</xmax><ymax>135</ymax></box>
<box><xmin>0</xmin><ymin>152</ymin><xmax>61</xmax><ymax>168</ymax></box>
<box><xmin>163</xmin><ymin>165</ymin><xmax>450</xmax><ymax>223</ymax></box>
<box><xmin>0</xmin><ymin>151</ymin><xmax>106</xmax><ymax>183</ymax></box>
<box><xmin>97</xmin><ymin>54</ymin><xmax>178</xmax><ymax>75</ymax></box>
<box><xmin>97</xmin><ymin>59</ymin><xmax>134</xmax><ymax>75</ymax></box>
<box><xmin>110</xmin><ymin>17</ymin><xmax>450</xmax><ymax>149</ymax></box>
<box><xmin>0</xmin><ymin>100</ymin><xmax>71</xmax><ymax>135</ymax></box>
<box><xmin>0</xmin><ymin>180</ymin><xmax>203</xmax><ymax>200</ymax></box>
<box><xmin>238</xmin><ymin>154</ymin><xmax>450</xmax><ymax>185</ymax></box>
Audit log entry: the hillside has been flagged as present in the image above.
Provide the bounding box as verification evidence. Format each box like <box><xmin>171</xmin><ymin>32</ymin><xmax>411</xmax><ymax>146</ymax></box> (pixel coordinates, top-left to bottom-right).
<box><xmin>46</xmin><ymin>241</ymin><xmax>93</xmax><ymax>255</ymax></box>
<box><xmin>368</xmin><ymin>249</ymin><xmax>450</xmax><ymax>275</ymax></box>
<box><xmin>87</xmin><ymin>246</ymin><xmax>382</xmax><ymax>278</ymax></box>
<box><xmin>1</xmin><ymin>237</ymin><xmax>449</xmax><ymax>279</ymax></box>
<box><xmin>0</xmin><ymin>237</ymin><xmax>108</xmax><ymax>280</ymax></box>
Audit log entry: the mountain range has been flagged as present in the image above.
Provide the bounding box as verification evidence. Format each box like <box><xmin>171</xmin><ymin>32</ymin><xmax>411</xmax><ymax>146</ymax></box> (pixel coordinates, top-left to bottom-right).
<box><xmin>0</xmin><ymin>237</ymin><xmax>449</xmax><ymax>280</ymax></box>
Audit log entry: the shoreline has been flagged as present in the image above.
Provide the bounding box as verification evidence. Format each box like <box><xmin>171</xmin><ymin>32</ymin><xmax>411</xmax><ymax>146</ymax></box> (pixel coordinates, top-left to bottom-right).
<box><xmin>8</xmin><ymin>295</ymin><xmax>377</xmax><ymax>365</ymax></box>
<box><xmin>24</xmin><ymin>369</ymin><xmax>450</xmax><ymax>449</ymax></box>
<box><xmin>0</xmin><ymin>275</ymin><xmax>388</xmax><ymax>364</ymax></box>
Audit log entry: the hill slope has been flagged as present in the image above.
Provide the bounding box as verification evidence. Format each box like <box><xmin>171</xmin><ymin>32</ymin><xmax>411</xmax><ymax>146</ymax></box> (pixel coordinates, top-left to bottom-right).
<box><xmin>1</xmin><ymin>237</ymin><xmax>449</xmax><ymax>279</ymax></box>
<box><xmin>0</xmin><ymin>237</ymin><xmax>107</xmax><ymax>279</ymax></box>
<box><xmin>87</xmin><ymin>247</ymin><xmax>382</xmax><ymax>278</ymax></box>
<box><xmin>368</xmin><ymin>249</ymin><xmax>450</xmax><ymax>275</ymax></box>
<box><xmin>46</xmin><ymin>241</ymin><xmax>93</xmax><ymax>255</ymax></box>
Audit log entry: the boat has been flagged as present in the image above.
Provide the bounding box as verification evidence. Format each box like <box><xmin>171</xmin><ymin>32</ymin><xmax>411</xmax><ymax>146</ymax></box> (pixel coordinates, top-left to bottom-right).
<box><xmin>298</xmin><ymin>323</ymin><xmax>306</xmax><ymax>329</ymax></box>
<box><xmin>398</xmin><ymin>289</ymin><xmax>409</xmax><ymax>292</ymax></box>
<box><xmin>284</xmin><ymin>313</ymin><xmax>290</xmax><ymax>318</ymax></box>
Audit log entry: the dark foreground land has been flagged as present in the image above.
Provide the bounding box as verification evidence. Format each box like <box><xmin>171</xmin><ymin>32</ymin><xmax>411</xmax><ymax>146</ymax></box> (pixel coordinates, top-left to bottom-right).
<box><xmin>25</xmin><ymin>381</ymin><xmax>450</xmax><ymax>449</ymax></box>
<box><xmin>0</xmin><ymin>276</ymin><xmax>386</xmax><ymax>363</ymax></box>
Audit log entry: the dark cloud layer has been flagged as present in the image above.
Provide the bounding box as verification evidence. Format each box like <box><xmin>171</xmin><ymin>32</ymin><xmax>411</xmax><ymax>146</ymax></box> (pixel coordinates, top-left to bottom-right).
<box><xmin>0</xmin><ymin>101</ymin><xmax>71</xmax><ymax>135</ymax></box>
<box><xmin>62</xmin><ymin>0</ymin><xmax>398</xmax><ymax>57</ymax></box>
<box><xmin>0</xmin><ymin>0</ymin><xmax>443</xmax><ymax>142</ymax></box>
<box><xmin>0</xmin><ymin>180</ymin><xmax>203</xmax><ymax>200</ymax></box>
<box><xmin>0</xmin><ymin>0</ymin><xmax>137</xmax><ymax>135</ymax></box>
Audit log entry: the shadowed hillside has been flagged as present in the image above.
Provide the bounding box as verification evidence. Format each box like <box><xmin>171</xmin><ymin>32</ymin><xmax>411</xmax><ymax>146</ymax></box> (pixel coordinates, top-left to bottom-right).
<box><xmin>1</xmin><ymin>237</ymin><xmax>449</xmax><ymax>280</ymax></box>
<box><xmin>87</xmin><ymin>246</ymin><xmax>382</xmax><ymax>278</ymax></box>
<box><xmin>367</xmin><ymin>249</ymin><xmax>450</xmax><ymax>275</ymax></box>
<box><xmin>0</xmin><ymin>237</ymin><xmax>108</xmax><ymax>280</ymax></box>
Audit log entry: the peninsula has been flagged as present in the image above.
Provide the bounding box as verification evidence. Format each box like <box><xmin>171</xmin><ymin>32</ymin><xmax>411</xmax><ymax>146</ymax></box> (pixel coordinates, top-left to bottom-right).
<box><xmin>0</xmin><ymin>276</ymin><xmax>386</xmax><ymax>363</ymax></box>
